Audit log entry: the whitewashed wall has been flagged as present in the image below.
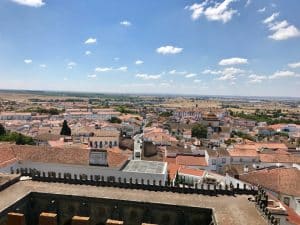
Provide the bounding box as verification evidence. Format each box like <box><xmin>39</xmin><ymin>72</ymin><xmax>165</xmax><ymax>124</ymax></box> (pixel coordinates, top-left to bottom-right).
<box><xmin>8</xmin><ymin>161</ymin><xmax>167</xmax><ymax>184</ymax></box>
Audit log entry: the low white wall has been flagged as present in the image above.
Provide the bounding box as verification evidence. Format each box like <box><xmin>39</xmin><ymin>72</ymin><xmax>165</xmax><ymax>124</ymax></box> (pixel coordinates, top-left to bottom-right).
<box><xmin>10</xmin><ymin>161</ymin><xmax>166</xmax><ymax>184</ymax></box>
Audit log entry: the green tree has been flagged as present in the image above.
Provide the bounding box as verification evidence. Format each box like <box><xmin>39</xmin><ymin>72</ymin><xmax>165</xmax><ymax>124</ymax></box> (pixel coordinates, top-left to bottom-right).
<box><xmin>15</xmin><ymin>133</ymin><xmax>25</xmax><ymax>145</ymax></box>
<box><xmin>191</xmin><ymin>124</ymin><xmax>207</xmax><ymax>139</ymax></box>
<box><xmin>0</xmin><ymin>124</ymin><xmax>6</xmax><ymax>136</ymax></box>
<box><xmin>15</xmin><ymin>133</ymin><xmax>35</xmax><ymax>145</ymax></box>
<box><xmin>60</xmin><ymin>120</ymin><xmax>71</xmax><ymax>136</ymax></box>
<box><xmin>109</xmin><ymin>117</ymin><xmax>122</xmax><ymax>123</ymax></box>
<box><xmin>159</xmin><ymin>111</ymin><xmax>173</xmax><ymax>117</ymax></box>
<box><xmin>174</xmin><ymin>171</ymin><xmax>179</xmax><ymax>186</ymax></box>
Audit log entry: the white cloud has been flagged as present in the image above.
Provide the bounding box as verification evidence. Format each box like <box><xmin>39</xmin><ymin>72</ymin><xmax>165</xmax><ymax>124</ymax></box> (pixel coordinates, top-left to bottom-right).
<box><xmin>187</xmin><ymin>0</ymin><xmax>238</xmax><ymax>23</ymax></box>
<box><xmin>120</xmin><ymin>20</ymin><xmax>131</xmax><ymax>27</ymax></box>
<box><xmin>263</xmin><ymin>13</ymin><xmax>300</xmax><ymax>41</ymax></box>
<box><xmin>160</xmin><ymin>82</ymin><xmax>171</xmax><ymax>87</ymax></box>
<box><xmin>95</xmin><ymin>67</ymin><xmax>112</xmax><ymax>72</ymax></box>
<box><xmin>186</xmin><ymin>2</ymin><xmax>207</xmax><ymax>20</ymax></box>
<box><xmin>117</xmin><ymin>66</ymin><xmax>127</xmax><ymax>72</ymax></box>
<box><xmin>204</xmin><ymin>0</ymin><xmax>238</xmax><ymax>23</ymax></box>
<box><xmin>222</xmin><ymin>67</ymin><xmax>245</xmax><ymax>75</ymax></box>
<box><xmin>136</xmin><ymin>73</ymin><xmax>161</xmax><ymax>80</ymax></box>
<box><xmin>156</xmin><ymin>45</ymin><xmax>183</xmax><ymax>55</ymax></box>
<box><xmin>203</xmin><ymin>67</ymin><xmax>245</xmax><ymax>79</ymax></box>
<box><xmin>95</xmin><ymin>66</ymin><xmax>127</xmax><ymax>72</ymax></box>
<box><xmin>269</xmin><ymin>70</ymin><xmax>299</xmax><ymax>79</ymax></box>
<box><xmin>263</xmin><ymin>12</ymin><xmax>279</xmax><ymax>24</ymax></box>
<box><xmin>185</xmin><ymin>73</ymin><xmax>197</xmax><ymax>78</ymax></box>
<box><xmin>67</xmin><ymin>61</ymin><xmax>76</xmax><ymax>69</ymax></box>
<box><xmin>135</xmin><ymin>60</ymin><xmax>144</xmax><ymax>65</ymax></box>
<box><xmin>24</xmin><ymin>59</ymin><xmax>32</xmax><ymax>64</ymax></box>
<box><xmin>216</xmin><ymin>67</ymin><xmax>245</xmax><ymax>81</ymax></box>
<box><xmin>85</xmin><ymin>51</ymin><xmax>91</xmax><ymax>55</ymax></box>
<box><xmin>288</xmin><ymin>61</ymin><xmax>300</xmax><ymax>69</ymax></box>
<box><xmin>194</xmin><ymin>79</ymin><xmax>202</xmax><ymax>83</ymax></box>
<box><xmin>257</xmin><ymin>7</ymin><xmax>266</xmax><ymax>13</ymax></box>
<box><xmin>269</xmin><ymin>20</ymin><xmax>289</xmax><ymax>31</ymax></box>
<box><xmin>269</xmin><ymin>24</ymin><xmax>300</xmax><ymax>41</ymax></box>
<box><xmin>245</xmin><ymin>0</ymin><xmax>251</xmax><ymax>7</ymax></box>
<box><xmin>88</xmin><ymin>74</ymin><xmax>97</xmax><ymax>78</ymax></box>
<box><xmin>219</xmin><ymin>57</ymin><xmax>248</xmax><ymax>66</ymax></box>
<box><xmin>169</xmin><ymin>70</ymin><xmax>187</xmax><ymax>75</ymax></box>
<box><xmin>84</xmin><ymin>38</ymin><xmax>97</xmax><ymax>44</ymax></box>
<box><xmin>11</xmin><ymin>0</ymin><xmax>45</xmax><ymax>7</ymax></box>
<box><xmin>217</xmin><ymin>74</ymin><xmax>236</xmax><ymax>81</ymax></box>
<box><xmin>39</xmin><ymin>64</ymin><xmax>46</xmax><ymax>68</ymax></box>
<box><xmin>248</xmin><ymin>74</ymin><xmax>267</xmax><ymax>83</ymax></box>
<box><xmin>202</xmin><ymin>69</ymin><xmax>222</xmax><ymax>75</ymax></box>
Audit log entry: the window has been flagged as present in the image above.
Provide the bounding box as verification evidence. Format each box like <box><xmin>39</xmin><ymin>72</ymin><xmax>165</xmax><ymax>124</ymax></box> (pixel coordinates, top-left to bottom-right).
<box><xmin>212</xmin><ymin>159</ymin><xmax>216</xmax><ymax>165</ymax></box>
<box><xmin>222</xmin><ymin>158</ymin><xmax>226</xmax><ymax>164</ymax></box>
<box><xmin>283</xmin><ymin>197</ymin><xmax>290</xmax><ymax>206</ymax></box>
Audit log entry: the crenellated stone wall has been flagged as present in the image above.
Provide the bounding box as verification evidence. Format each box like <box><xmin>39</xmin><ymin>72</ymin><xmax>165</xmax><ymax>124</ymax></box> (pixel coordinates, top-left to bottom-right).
<box><xmin>0</xmin><ymin>192</ymin><xmax>214</xmax><ymax>225</ymax></box>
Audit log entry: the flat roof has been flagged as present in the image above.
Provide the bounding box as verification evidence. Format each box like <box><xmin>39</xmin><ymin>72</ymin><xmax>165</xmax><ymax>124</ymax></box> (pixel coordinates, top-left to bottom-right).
<box><xmin>122</xmin><ymin>160</ymin><xmax>167</xmax><ymax>174</ymax></box>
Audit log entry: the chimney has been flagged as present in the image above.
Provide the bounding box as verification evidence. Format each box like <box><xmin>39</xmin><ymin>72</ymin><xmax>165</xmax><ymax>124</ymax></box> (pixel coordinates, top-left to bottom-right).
<box><xmin>244</xmin><ymin>165</ymin><xmax>249</xmax><ymax>173</ymax></box>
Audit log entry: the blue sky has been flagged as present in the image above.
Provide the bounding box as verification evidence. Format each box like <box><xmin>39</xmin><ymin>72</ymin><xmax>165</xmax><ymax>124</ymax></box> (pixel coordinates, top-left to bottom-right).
<box><xmin>0</xmin><ymin>0</ymin><xmax>300</xmax><ymax>97</ymax></box>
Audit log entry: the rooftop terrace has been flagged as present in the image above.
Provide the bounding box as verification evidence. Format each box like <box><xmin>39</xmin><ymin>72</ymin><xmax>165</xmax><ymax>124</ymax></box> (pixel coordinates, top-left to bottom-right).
<box><xmin>0</xmin><ymin>180</ymin><xmax>267</xmax><ymax>225</ymax></box>
<box><xmin>122</xmin><ymin>160</ymin><xmax>167</xmax><ymax>174</ymax></box>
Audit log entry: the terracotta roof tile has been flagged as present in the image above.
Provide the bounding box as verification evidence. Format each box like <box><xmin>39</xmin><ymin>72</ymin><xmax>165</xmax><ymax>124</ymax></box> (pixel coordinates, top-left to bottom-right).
<box><xmin>229</xmin><ymin>148</ymin><xmax>258</xmax><ymax>157</ymax></box>
<box><xmin>240</xmin><ymin>168</ymin><xmax>300</xmax><ymax>196</ymax></box>
<box><xmin>259</xmin><ymin>153</ymin><xmax>300</xmax><ymax>163</ymax></box>
<box><xmin>0</xmin><ymin>143</ymin><xmax>130</xmax><ymax>169</ymax></box>
<box><xmin>175</xmin><ymin>155</ymin><xmax>207</xmax><ymax>167</ymax></box>
<box><xmin>178</xmin><ymin>167</ymin><xmax>205</xmax><ymax>177</ymax></box>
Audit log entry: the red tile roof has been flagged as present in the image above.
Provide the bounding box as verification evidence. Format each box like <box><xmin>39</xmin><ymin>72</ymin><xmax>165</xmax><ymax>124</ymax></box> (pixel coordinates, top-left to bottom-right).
<box><xmin>178</xmin><ymin>167</ymin><xmax>205</xmax><ymax>177</ymax></box>
<box><xmin>175</xmin><ymin>155</ymin><xmax>207</xmax><ymax>167</ymax></box>
<box><xmin>167</xmin><ymin>163</ymin><xmax>181</xmax><ymax>180</ymax></box>
<box><xmin>259</xmin><ymin>153</ymin><xmax>300</xmax><ymax>164</ymax></box>
<box><xmin>240</xmin><ymin>168</ymin><xmax>300</xmax><ymax>196</ymax></box>
<box><xmin>0</xmin><ymin>143</ymin><xmax>129</xmax><ymax>168</ymax></box>
<box><xmin>228</xmin><ymin>148</ymin><xmax>258</xmax><ymax>157</ymax></box>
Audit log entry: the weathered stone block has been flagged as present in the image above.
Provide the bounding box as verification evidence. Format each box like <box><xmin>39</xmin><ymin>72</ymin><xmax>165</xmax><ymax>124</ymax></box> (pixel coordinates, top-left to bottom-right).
<box><xmin>106</xmin><ymin>219</ymin><xmax>124</xmax><ymax>225</ymax></box>
<box><xmin>71</xmin><ymin>216</ymin><xmax>90</xmax><ymax>225</ymax></box>
<box><xmin>39</xmin><ymin>212</ymin><xmax>57</xmax><ymax>225</ymax></box>
<box><xmin>7</xmin><ymin>212</ymin><xmax>25</xmax><ymax>225</ymax></box>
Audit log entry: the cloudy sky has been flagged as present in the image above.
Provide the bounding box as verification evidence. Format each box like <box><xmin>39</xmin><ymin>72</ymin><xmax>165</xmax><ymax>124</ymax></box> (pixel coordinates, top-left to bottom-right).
<box><xmin>0</xmin><ymin>0</ymin><xmax>300</xmax><ymax>97</ymax></box>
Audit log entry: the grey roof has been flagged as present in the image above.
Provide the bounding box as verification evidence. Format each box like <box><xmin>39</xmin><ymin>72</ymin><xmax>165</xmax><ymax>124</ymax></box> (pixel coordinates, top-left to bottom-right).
<box><xmin>122</xmin><ymin>160</ymin><xmax>167</xmax><ymax>174</ymax></box>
